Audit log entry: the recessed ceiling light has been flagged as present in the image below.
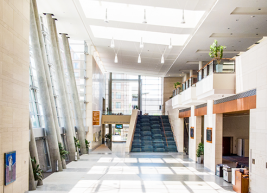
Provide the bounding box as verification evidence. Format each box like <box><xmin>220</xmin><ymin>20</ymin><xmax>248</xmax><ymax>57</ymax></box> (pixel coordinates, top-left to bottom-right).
<box><xmin>228</xmin><ymin>28</ymin><xmax>230</xmax><ymax>29</ymax></box>
<box><xmin>256</xmin><ymin>28</ymin><xmax>258</xmax><ymax>29</ymax></box>
<box><xmin>236</xmin><ymin>19</ymin><xmax>239</xmax><ymax>21</ymax></box>
<box><xmin>256</xmin><ymin>34</ymin><xmax>258</xmax><ymax>35</ymax></box>
<box><xmin>258</xmin><ymin>8</ymin><xmax>261</xmax><ymax>11</ymax></box>
<box><xmin>230</xmin><ymin>33</ymin><xmax>233</xmax><ymax>35</ymax></box>
<box><xmin>251</xmin><ymin>15</ymin><xmax>255</xmax><ymax>18</ymax></box>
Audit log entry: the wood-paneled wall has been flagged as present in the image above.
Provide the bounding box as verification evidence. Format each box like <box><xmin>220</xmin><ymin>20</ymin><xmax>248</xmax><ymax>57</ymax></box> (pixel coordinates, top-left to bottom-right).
<box><xmin>179</xmin><ymin>110</ymin><xmax>191</xmax><ymax>118</ymax></box>
<box><xmin>195</xmin><ymin>106</ymin><xmax>207</xmax><ymax>116</ymax></box>
<box><xmin>213</xmin><ymin>95</ymin><xmax>256</xmax><ymax>114</ymax></box>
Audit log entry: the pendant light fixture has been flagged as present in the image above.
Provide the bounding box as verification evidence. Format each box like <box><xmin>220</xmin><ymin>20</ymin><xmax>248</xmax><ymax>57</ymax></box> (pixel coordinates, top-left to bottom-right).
<box><xmin>161</xmin><ymin>54</ymin><xmax>164</xmax><ymax>64</ymax></box>
<box><xmin>110</xmin><ymin>37</ymin><xmax>115</xmax><ymax>48</ymax></box>
<box><xmin>104</xmin><ymin>8</ymin><xmax>109</xmax><ymax>23</ymax></box>
<box><xmin>169</xmin><ymin>38</ymin><xmax>172</xmax><ymax>49</ymax></box>
<box><xmin>140</xmin><ymin>37</ymin><xmax>144</xmax><ymax>48</ymax></box>
<box><xmin>143</xmin><ymin>9</ymin><xmax>147</xmax><ymax>24</ymax></box>
<box><xmin>138</xmin><ymin>54</ymin><xmax>141</xmax><ymax>63</ymax></box>
<box><xmin>181</xmin><ymin>9</ymin><xmax>185</xmax><ymax>24</ymax></box>
<box><xmin>114</xmin><ymin>54</ymin><xmax>118</xmax><ymax>63</ymax></box>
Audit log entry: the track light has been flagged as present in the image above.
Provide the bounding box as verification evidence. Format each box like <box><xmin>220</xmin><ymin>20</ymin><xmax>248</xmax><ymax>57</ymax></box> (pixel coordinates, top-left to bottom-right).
<box><xmin>104</xmin><ymin>8</ymin><xmax>109</xmax><ymax>23</ymax></box>
<box><xmin>140</xmin><ymin>37</ymin><xmax>144</xmax><ymax>48</ymax></box>
<box><xmin>114</xmin><ymin>54</ymin><xmax>118</xmax><ymax>63</ymax></box>
<box><xmin>161</xmin><ymin>54</ymin><xmax>164</xmax><ymax>64</ymax></box>
<box><xmin>169</xmin><ymin>38</ymin><xmax>172</xmax><ymax>49</ymax></box>
<box><xmin>111</xmin><ymin>37</ymin><xmax>115</xmax><ymax>48</ymax></box>
<box><xmin>181</xmin><ymin>9</ymin><xmax>185</xmax><ymax>24</ymax></box>
<box><xmin>143</xmin><ymin>9</ymin><xmax>147</xmax><ymax>24</ymax></box>
<box><xmin>138</xmin><ymin>54</ymin><xmax>141</xmax><ymax>63</ymax></box>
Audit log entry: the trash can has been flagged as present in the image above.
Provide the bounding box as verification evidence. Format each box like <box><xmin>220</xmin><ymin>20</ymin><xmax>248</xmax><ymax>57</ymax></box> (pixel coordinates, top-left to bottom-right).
<box><xmin>216</xmin><ymin>164</ymin><xmax>223</xmax><ymax>177</ymax></box>
<box><xmin>223</xmin><ymin>166</ymin><xmax>232</xmax><ymax>182</ymax></box>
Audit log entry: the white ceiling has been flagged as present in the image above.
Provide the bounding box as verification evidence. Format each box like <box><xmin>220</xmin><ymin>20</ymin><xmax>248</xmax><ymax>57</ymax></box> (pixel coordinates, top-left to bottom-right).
<box><xmin>36</xmin><ymin>0</ymin><xmax>267</xmax><ymax>77</ymax></box>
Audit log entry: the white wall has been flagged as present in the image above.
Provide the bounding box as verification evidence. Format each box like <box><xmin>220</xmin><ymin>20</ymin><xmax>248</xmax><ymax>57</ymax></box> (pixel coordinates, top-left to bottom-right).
<box><xmin>86</xmin><ymin>55</ymin><xmax>106</xmax><ymax>150</ymax></box>
<box><xmin>236</xmin><ymin>37</ymin><xmax>267</xmax><ymax>193</ymax></box>
<box><xmin>223</xmin><ymin>115</ymin><xmax>249</xmax><ymax>154</ymax></box>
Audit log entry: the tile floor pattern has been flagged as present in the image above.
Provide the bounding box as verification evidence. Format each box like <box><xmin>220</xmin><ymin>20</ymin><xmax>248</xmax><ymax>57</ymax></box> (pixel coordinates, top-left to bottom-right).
<box><xmin>30</xmin><ymin>143</ymin><xmax>235</xmax><ymax>193</ymax></box>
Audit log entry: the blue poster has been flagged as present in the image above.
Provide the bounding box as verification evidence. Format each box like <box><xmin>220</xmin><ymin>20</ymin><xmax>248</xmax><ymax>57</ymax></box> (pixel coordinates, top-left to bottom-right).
<box><xmin>5</xmin><ymin>151</ymin><xmax>16</xmax><ymax>185</ymax></box>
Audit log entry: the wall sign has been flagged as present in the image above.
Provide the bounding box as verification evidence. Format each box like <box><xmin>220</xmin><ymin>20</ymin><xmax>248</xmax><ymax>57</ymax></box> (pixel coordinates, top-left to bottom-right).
<box><xmin>206</xmin><ymin>128</ymin><xmax>212</xmax><ymax>143</ymax></box>
<box><xmin>190</xmin><ymin>127</ymin><xmax>194</xmax><ymax>139</ymax></box>
<box><xmin>93</xmin><ymin>111</ymin><xmax>101</xmax><ymax>126</ymax></box>
<box><xmin>5</xmin><ymin>151</ymin><xmax>16</xmax><ymax>185</ymax></box>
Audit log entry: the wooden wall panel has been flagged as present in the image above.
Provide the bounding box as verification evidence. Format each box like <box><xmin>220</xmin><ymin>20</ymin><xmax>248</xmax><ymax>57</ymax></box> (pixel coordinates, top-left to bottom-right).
<box><xmin>195</xmin><ymin>106</ymin><xmax>207</xmax><ymax>116</ymax></box>
<box><xmin>179</xmin><ymin>110</ymin><xmax>191</xmax><ymax>118</ymax></box>
<box><xmin>213</xmin><ymin>95</ymin><xmax>256</xmax><ymax>114</ymax></box>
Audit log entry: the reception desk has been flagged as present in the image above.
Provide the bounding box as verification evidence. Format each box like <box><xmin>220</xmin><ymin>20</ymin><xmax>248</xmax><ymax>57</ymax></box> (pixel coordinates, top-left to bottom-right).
<box><xmin>233</xmin><ymin>170</ymin><xmax>249</xmax><ymax>193</ymax></box>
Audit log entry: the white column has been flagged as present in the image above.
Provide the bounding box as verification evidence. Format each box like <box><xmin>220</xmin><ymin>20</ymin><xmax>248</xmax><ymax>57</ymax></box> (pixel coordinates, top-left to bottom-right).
<box><xmin>199</xmin><ymin>61</ymin><xmax>203</xmax><ymax>70</ymax></box>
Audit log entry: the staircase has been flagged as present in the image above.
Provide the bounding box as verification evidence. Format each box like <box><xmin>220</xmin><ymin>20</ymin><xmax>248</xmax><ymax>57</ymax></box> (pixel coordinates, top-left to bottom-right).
<box><xmin>131</xmin><ymin>115</ymin><xmax>178</xmax><ymax>152</ymax></box>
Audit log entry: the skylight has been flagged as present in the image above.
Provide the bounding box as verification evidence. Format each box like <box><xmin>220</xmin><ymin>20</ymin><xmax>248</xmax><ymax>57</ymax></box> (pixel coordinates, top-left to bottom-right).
<box><xmin>90</xmin><ymin>26</ymin><xmax>190</xmax><ymax>46</ymax></box>
<box><xmin>79</xmin><ymin>0</ymin><xmax>205</xmax><ymax>28</ymax></box>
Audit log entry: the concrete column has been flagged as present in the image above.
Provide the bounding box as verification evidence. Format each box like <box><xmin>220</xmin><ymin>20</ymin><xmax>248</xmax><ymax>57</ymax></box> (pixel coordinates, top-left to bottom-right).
<box><xmin>61</xmin><ymin>33</ymin><xmax>87</xmax><ymax>154</ymax></box>
<box><xmin>46</xmin><ymin>14</ymin><xmax>79</xmax><ymax>158</ymax></box>
<box><xmin>138</xmin><ymin>75</ymin><xmax>142</xmax><ymax>111</ymax></box>
<box><xmin>108</xmin><ymin>73</ymin><xmax>112</xmax><ymax>148</ymax></box>
<box><xmin>199</xmin><ymin>61</ymin><xmax>203</xmax><ymax>70</ymax></box>
<box><xmin>31</xmin><ymin>0</ymin><xmax>67</xmax><ymax>168</ymax></box>
<box><xmin>29</xmin><ymin>118</ymin><xmax>43</xmax><ymax>185</ymax></box>
<box><xmin>30</xmin><ymin>2</ymin><xmax>62</xmax><ymax>172</ymax></box>
<box><xmin>189</xmin><ymin>70</ymin><xmax>193</xmax><ymax>77</ymax></box>
<box><xmin>29</xmin><ymin>156</ymin><xmax>36</xmax><ymax>190</ymax></box>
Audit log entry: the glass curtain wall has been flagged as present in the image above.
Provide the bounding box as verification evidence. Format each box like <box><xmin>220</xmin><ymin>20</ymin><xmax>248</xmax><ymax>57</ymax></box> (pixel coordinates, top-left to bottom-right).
<box><xmin>142</xmin><ymin>76</ymin><xmax>162</xmax><ymax>115</ymax></box>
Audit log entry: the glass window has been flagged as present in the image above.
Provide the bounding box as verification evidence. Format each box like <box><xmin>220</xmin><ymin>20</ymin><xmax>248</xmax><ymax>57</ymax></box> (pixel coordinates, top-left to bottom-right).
<box><xmin>73</xmin><ymin>62</ymin><xmax>79</xmax><ymax>69</ymax></box>
<box><xmin>116</xmin><ymin>83</ymin><xmax>121</xmax><ymax>89</ymax></box>
<box><xmin>75</xmin><ymin>72</ymin><xmax>79</xmax><ymax>78</ymax></box>
<box><xmin>116</xmin><ymin>102</ymin><xmax>121</xmax><ymax>109</ymax></box>
<box><xmin>116</xmin><ymin>92</ymin><xmax>121</xmax><ymax>99</ymax></box>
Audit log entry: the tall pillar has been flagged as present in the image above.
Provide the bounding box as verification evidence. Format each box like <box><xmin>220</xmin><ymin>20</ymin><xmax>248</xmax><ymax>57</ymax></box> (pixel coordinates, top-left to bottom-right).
<box><xmin>60</xmin><ymin>33</ymin><xmax>87</xmax><ymax>155</ymax></box>
<box><xmin>199</xmin><ymin>61</ymin><xmax>203</xmax><ymax>70</ymax></box>
<box><xmin>138</xmin><ymin>75</ymin><xmax>142</xmax><ymax>111</ymax></box>
<box><xmin>31</xmin><ymin>0</ymin><xmax>67</xmax><ymax>168</ymax></box>
<box><xmin>108</xmin><ymin>73</ymin><xmax>112</xmax><ymax>148</ymax></box>
<box><xmin>29</xmin><ymin>118</ymin><xmax>43</xmax><ymax>185</ymax></box>
<box><xmin>189</xmin><ymin>70</ymin><xmax>193</xmax><ymax>77</ymax></box>
<box><xmin>29</xmin><ymin>156</ymin><xmax>36</xmax><ymax>190</ymax></box>
<box><xmin>45</xmin><ymin>14</ymin><xmax>79</xmax><ymax>158</ymax></box>
<box><xmin>30</xmin><ymin>2</ymin><xmax>62</xmax><ymax>172</ymax></box>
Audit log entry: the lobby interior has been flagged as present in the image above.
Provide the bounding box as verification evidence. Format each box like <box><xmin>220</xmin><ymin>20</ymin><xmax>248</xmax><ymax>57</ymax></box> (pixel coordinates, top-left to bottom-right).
<box><xmin>0</xmin><ymin>0</ymin><xmax>267</xmax><ymax>193</ymax></box>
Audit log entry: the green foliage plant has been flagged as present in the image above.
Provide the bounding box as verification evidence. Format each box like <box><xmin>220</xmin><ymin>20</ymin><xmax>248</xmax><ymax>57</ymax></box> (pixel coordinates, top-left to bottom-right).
<box><xmin>85</xmin><ymin>139</ymin><xmax>90</xmax><ymax>150</ymax></box>
<box><xmin>58</xmin><ymin>142</ymin><xmax>69</xmax><ymax>160</ymax></box>
<box><xmin>209</xmin><ymin>40</ymin><xmax>226</xmax><ymax>64</ymax></box>
<box><xmin>105</xmin><ymin>133</ymin><xmax>111</xmax><ymax>139</ymax></box>
<box><xmin>31</xmin><ymin>157</ymin><xmax>43</xmax><ymax>181</ymax></box>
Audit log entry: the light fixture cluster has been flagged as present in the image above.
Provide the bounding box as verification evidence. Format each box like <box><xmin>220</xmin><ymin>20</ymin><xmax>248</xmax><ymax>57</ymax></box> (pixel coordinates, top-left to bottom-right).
<box><xmin>105</xmin><ymin>7</ymin><xmax>183</xmax><ymax>64</ymax></box>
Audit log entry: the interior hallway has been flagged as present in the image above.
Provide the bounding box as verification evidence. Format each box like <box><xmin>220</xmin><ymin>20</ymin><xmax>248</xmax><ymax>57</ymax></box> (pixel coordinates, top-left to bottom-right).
<box><xmin>30</xmin><ymin>143</ymin><xmax>235</xmax><ymax>193</ymax></box>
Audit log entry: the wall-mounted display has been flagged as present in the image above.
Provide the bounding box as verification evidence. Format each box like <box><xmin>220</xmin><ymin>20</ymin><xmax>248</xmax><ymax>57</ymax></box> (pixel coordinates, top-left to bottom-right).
<box><xmin>4</xmin><ymin>151</ymin><xmax>16</xmax><ymax>185</ymax></box>
<box><xmin>206</xmin><ymin>128</ymin><xmax>212</xmax><ymax>143</ymax></box>
<box><xmin>115</xmin><ymin>124</ymin><xmax>123</xmax><ymax>129</ymax></box>
<box><xmin>190</xmin><ymin>127</ymin><xmax>194</xmax><ymax>139</ymax></box>
<box><xmin>93</xmin><ymin>111</ymin><xmax>101</xmax><ymax>126</ymax></box>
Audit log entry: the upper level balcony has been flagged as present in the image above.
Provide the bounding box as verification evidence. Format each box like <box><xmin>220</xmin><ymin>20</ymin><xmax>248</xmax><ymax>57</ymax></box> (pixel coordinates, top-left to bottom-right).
<box><xmin>196</xmin><ymin>59</ymin><xmax>236</xmax><ymax>100</ymax></box>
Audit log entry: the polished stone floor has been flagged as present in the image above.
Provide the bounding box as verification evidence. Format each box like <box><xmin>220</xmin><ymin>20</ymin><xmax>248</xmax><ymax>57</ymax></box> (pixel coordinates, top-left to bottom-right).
<box><xmin>30</xmin><ymin>143</ymin><xmax>235</xmax><ymax>193</ymax></box>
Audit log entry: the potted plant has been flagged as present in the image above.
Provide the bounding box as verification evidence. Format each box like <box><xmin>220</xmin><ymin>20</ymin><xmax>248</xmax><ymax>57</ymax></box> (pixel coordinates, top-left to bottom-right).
<box><xmin>175</xmin><ymin>82</ymin><xmax>181</xmax><ymax>94</ymax></box>
<box><xmin>105</xmin><ymin>133</ymin><xmax>111</xmax><ymax>142</ymax></box>
<box><xmin>196</xmin><ymin>142</ymin><xmax>204</xmax><ymax>164</ymax></box>
<box><xmin>183</xmin><ymin>147</ymin><xmax>188</xmax><ymax>155</ymax></box>
<box><xmin>74</xmin><ymin>137</ymin><xmax>80</xmax><ymax>160</ymax></box>
<box><xmin>85</xmin><ymin>139</ymin><xmax>90</xmax><ymax>154</ymax></box>
<box><xmin>209</xmin><ymin>40</ymin><xmax>226</xmax><ymax>72</ymax></box>
<box><xmin>58</xmin><ymin>142</ymin><xmax>69</xmax><ymax>160</ymax></box>
<box><xmin>31</xmin><ymin>157</ymin><xmax>43</xmax><ymax>187</ymax></box>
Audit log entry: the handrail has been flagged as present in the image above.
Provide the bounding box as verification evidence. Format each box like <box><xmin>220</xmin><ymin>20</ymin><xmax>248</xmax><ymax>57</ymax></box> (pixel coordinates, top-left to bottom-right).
<box><xmin>197</xmin><ymin>58</ymin><xmax>235</xmax><ymax>72</ymax></box>
<box><xmin>160</xmin><ymin>116</ymin><xmax>168</xmax><ymax>147</ymax></box>
<box><xmin>182</xmin><ymin>75</ymin><xmax>197</xmax><ymax>84</ymax></box>
<box><xmin>167</xmin><ymin>115</ymin><xmax>178</xmax><ymax>151</ymax></box>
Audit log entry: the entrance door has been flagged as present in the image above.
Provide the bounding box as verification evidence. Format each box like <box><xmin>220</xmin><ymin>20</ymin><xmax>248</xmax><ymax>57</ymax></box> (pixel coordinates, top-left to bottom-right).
<box><xmin>223</xmin><ymin>137</ymin><xmax>231</xmax><ymax>156</ymax></box>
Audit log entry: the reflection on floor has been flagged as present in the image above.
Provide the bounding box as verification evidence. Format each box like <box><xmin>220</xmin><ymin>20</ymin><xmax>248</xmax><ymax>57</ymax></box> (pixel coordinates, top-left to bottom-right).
<box><xmin>223</xmin><ymin>155</ymin><xmax>249</xmax><ymax>167</ymax></box>
<box><xmin>31</xmin><ymin>143</ymin><xmax>235</xmax><ymax>193</ymax></box>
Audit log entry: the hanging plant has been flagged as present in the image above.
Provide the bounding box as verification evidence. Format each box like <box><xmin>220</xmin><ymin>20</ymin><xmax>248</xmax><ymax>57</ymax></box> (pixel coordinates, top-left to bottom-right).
<box><xmin>209</xmin><ymin>40</ymin><xmax>226</xmax><ymax>64</ymax></box>
<box><xmin>58</xmin><ymin>142</ymin><xmax>69</xmax><ymax>160</ymax></box>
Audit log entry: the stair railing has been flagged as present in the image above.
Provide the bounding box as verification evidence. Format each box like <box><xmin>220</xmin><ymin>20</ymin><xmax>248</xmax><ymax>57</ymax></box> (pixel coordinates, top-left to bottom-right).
<box><xmin>160</xmin><ymin>116</ymin><xmax>168</xmax><ymax>147</ymax></box>
<box><xmin>167</xmin><ymin>115</ymin><xmax>178</xmax><ymax>149</ymax></box>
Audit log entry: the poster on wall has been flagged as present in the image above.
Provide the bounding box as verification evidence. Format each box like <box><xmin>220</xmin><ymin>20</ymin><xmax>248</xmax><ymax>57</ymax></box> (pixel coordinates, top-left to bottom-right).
<box><xmin>206</xmin><ymin>128</ymin><xmax>212</xmax><ymax>143</ymax></box>
<box><xmin>190</xmin><ymin>127</ymin><xmax>194</xmax><ymax>139</ymax></box>
<box><xmin>4</xmin><ymin>151</ymin><xmax>16</xmax><ymax>185</ymax></box>
<box><xmin>93</xmin><ymin>111</ymin><xmax>101</xmax><ymax>126</ymax></box>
